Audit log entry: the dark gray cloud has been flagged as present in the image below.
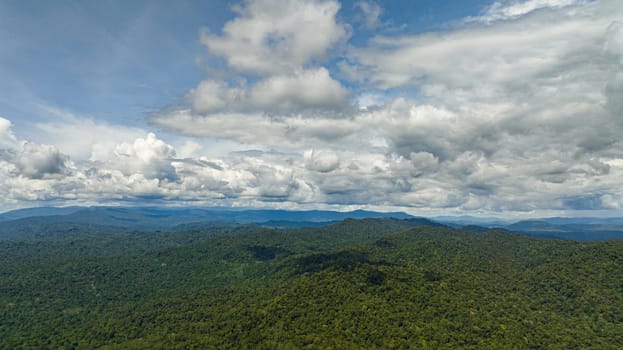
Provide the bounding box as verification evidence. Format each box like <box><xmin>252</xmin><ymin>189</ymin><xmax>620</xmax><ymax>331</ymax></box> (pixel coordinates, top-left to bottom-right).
<box><xmin>14</xmin><ymin>142</ymin><xmax>68</xmax><ymax>179</ymax></box>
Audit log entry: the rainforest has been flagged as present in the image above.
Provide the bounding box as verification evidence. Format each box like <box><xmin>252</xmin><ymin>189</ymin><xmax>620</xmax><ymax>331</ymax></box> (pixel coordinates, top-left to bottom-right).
<box><xmin>2</xmin><ymin>214</ymin><xmax>623</xmax><ymax>349</ymax></box>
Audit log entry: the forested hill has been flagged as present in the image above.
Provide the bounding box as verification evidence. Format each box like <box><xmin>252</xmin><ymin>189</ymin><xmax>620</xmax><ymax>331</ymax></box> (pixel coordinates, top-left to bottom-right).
<box><xmin>0</xmin><ymin>206</ymin><xmax>418</xmax><ymax>240</ymax></box>
<box><xmin>2</xmin><ymin>218</ymin><xmax>623</xmax><ymax>349</ymax></box>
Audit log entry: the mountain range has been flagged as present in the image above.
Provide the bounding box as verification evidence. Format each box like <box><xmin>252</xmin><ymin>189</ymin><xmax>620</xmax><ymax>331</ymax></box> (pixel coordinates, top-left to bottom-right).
<box><xmin>2</xmin><ymin>206</ymin><xmax>623</xmax><ymax>241</ymax></box>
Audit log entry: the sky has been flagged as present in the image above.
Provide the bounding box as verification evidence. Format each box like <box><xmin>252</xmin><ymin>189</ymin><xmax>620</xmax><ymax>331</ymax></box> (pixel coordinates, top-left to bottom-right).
<box><xmin>1</xmin><ymin>0</ymin><xmax>623</xmax><ymax>218</ymax></box>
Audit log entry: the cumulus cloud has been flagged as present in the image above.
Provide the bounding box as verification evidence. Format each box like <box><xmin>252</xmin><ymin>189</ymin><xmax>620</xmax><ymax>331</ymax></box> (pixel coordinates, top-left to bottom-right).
<box><xmin>189</xmin><ymin>80</ymin><xmax>244</xmax><ymax>114</ymax></box>
<box><xmin>187</xmin><ymin>68</ymin><xmax>348</xmax><ymax>113</ymax></box>
<box><xmin>0</xmin><ymin>118</ymin><xmax>322</xmax><ymax>208</ymax></box>
<box><xmin>13</xmin><ymin>142</ymin><xmax>68</xmax><ymax>179</ymax></box>
<box><xmin>0</xmin><ymin>118</ymin><xmax>69</xmax><ymax>179</ymax></box>
<box><xmin>249</xmin><ymin>68</ymin><xmax>349</xmax><ymax>111</ymax></box>
<box><xmin>113</xmin><ymin>133</ymin><xmax>178</xmax><ymax>181</ymax></box>
<box><xmin>177</xmin><ymin>0</ymin><xmax>352</xmax><ymax>123</ymax></box>
<box><xmin>305</xmin><ymin>149</ymin><xmax>340</xmax><ymax>172</ymax></box>
<box><xmin>201</xmin><ymin>0</ymin><xmax>347</xmax><ymax>75</ymax></box>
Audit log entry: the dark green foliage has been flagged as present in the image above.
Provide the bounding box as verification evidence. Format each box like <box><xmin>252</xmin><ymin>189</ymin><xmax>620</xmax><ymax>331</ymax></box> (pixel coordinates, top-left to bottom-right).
<box><xmin>423</xmin><ymin>270</ymin><xmax>443</xmax><ymax>282</ymax></box>
<box><xmin>374</xmin><ymin>238</ymin><xmax>394</xmax><ymax>248</ymax></box>
<box><xmin>366</xmin><ymin>269</ymin><xmax>386</xmax><ymax>285</ymax></box>
<box><xmin>246</xmin><ymin>245</ymin><xmax>292</xmax><ymax>261</ymax></box>
<box><xmin>289</xmin><ymin>249</ymin><xmax>394</xmax><ymax>277</ymax></box>
<box><xmin>2</xmin><ymin>219</ymin><xmax>623</xmax><ymax>349</ymax></box>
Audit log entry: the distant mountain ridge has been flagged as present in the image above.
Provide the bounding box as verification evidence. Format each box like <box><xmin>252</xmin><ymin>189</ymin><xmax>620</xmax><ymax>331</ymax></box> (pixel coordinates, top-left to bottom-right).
<box><xmin>503</xmin><ymin>219</ymin><xmax>623</xmax><ymax>241</ymax></box>
<box><xmin>434</xmin><ymin>216</ymin><xmax>623</xmax><ymax>241</ymax></box>
<box><xmin>0</xmin><ymin>206</ymin><xmax>85</xmax><ymax>222</ymax></box>
<box><xmin>0</xmin><ymin>206</ymin><xmax>414</xmax><ymax>223</ymax></box>
<box><xmin>0</xmin><ymin>206</ymin><xmax>419</xmax><ymax>240</ymax></box>
<box><xmin>3</xmin><ymin>206</ymin><xmax>623</xmax><ymax>241</ymax></box>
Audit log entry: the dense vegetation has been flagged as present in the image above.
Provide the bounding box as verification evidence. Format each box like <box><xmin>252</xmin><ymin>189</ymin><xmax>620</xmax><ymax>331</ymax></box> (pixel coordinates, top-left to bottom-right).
<box><xmin>1</xmin><ymin>218</ymin><xmax>623</xmax><ymax>349</ymax></box>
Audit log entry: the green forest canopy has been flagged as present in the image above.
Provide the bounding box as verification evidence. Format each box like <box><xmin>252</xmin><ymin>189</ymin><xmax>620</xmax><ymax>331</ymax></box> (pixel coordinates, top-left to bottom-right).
<box><xmin>1</xmin><ymin>218</ymin><xmax>622</xmax><ymax>349</ymax></box>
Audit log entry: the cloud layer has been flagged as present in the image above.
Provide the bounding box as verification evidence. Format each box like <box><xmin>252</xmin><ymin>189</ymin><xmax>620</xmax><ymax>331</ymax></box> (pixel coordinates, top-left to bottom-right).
<box><xmin>3</xmin><ymin>0</ymin><xmax>623</xmax><ymax>217</ymax></box>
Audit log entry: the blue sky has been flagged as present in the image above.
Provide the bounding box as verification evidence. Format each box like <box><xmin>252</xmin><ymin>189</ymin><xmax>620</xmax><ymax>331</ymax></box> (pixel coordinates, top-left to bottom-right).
<box><xmin>1</xmin><ymin>0</ymin><xmax>623</xmax><ymax>217</ymax></box>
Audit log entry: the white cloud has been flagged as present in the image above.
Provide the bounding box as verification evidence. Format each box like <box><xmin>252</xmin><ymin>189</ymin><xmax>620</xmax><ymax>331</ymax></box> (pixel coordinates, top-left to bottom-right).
<box><xmin>474</xmin><ymin>0</ymin><xmax>588</xmax><ymax>23</ymax></box>
<box><xmin>187</xmin><ymin>68</ymin><xmax>348</xmax><ymax>114</ymax></box>
<box><xmin>348</xmin><ymin>3</ymin><xmax>611</xmax><ymax>92</ymax></box>
<box><xmin>113</xmin><ymin>133</ymin><xmax>177</xmax><ymax>181</ymax></box>
<box><xmin>0</xmin><ymin>118</ymin><xmax>323</xmax><ymax>208</ymax></box>
<box><xmin>201</xmin><ymin>0</ymin><xmax>348</xmax><ymax>76</ymax></box>
<box><xmin>249</xmin><ymin>68</ymin><xmax>348</xmax><ymax>111</ymax></box>
<box><xmin>189</xmin><ymin>80</ymin><xmax>245</xmax><ymax>114</ymax></box>
<box><xmin>305</xmin><ymin>149</ymin><xmax>340</xmax><ymax>172</ymax></box>
<box><xmin>356</xmin><ymin>92</ymin><xmax>386</xmax><ymax>110</ymax></box>
<box><xmin>0</xmin><ymin>116</ymin><xmax>17</xmax><ymax>149</ymax></box>
<box><xmin>181</xmin><ymin>0</ymin><xmax>351</xmax><ymax>120</ymax></box>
